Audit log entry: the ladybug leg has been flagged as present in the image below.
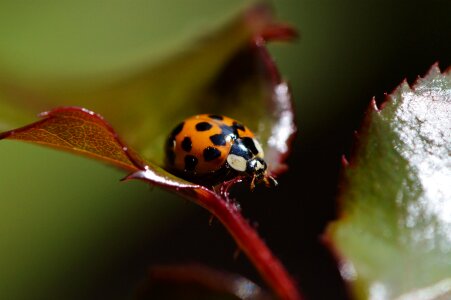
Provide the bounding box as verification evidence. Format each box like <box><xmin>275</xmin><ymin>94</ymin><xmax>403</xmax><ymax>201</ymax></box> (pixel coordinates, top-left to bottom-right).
<box><xmin>250</xmin><ymin>175</ymin><xmax>257</xmax><ymax>191</ymax></box>
<box><xmin>263</xmin><ymin>175</ymin><xmax>278</xmax><ymax>188</ymax></box>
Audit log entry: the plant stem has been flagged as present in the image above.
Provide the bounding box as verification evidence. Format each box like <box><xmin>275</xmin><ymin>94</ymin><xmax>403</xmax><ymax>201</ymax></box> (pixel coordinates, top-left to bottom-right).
<box><xmin>194</xmin><ymin>188</ymin><xmax>303</xmax><ymax>300</ymax></box>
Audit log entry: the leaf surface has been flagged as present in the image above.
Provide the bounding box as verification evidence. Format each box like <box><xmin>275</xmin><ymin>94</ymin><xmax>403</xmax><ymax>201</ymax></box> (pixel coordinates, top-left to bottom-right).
<box><xmin>327</xmin><ymin>65</ymin><xmax>451</xmax><ymax>300</ymax></box>
<box><xmin>0</xmin><ymin>107</ymin><xmax>141</xmax><ymax>171</ymax></box>
<box><xmin>0</xmin><ymin>2</ymin><xmax>295</xmax><ymax>175</ymax></box>
<box><xmin>0</xmin><ymin>1</ymin><xmax>251</xmax><ymax>79</ymax></box>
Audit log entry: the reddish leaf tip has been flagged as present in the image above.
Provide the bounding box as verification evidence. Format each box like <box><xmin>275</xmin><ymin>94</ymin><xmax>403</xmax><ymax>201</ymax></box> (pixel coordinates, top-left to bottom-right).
<box><xmin>243</xmin><ymin>2</ymin><xmax>298</xmax><ymax>43</ymax></box>
<box><xmin>259</xmin><ymin>23</ymin><xmax>299</xmax><ymax>42</ymax></box>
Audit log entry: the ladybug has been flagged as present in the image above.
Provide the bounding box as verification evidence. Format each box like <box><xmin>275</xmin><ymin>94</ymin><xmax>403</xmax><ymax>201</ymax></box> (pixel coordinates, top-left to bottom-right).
<box><xmin>165</xmin><ymin>114</ymin><xmax>276</xmax><ymax>188</ymax></box>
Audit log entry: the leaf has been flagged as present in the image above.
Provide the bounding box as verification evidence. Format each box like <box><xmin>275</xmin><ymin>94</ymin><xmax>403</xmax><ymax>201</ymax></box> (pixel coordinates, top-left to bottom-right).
<box><xmin>133</xmin><ymin>264</ymin><xmax>272</xmax><ymax>300</ymax></box>
<box><xmin>0</xmin><ymin>107</ymin><xmax>141</xmax><ymax>172</ymax></box>
<box><xmin>0</xmin><ymin>2</ymin><xmax>295</xmax><ymax>175</ymax></box>
<box><xmin>327</xmin><ymin>64</ymin><xmax>451</xmax><ymax>300</ymax></box>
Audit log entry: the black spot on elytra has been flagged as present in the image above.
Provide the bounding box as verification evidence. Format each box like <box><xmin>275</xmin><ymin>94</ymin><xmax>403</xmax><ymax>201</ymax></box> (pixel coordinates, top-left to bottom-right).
<box><xmin>232</xmin><ymin>121</ymin><xmax>245</xmax><ymax>132</ymax></box>
<box><xmin>208</xmin><ymin>114</ymin><xmax>223</xmax><ymax>120</ymax></box>
<box><xmin>242</xmin><ymin>137</ymin><xmax>259</xmax><ymax>155</ymax></box>
<box><xmin>203</xmin><ymin>147</ymin><xmax>221</xmax><ymax>161</ymax></box>
<box><xmin>195</xmin><ymin>122</ymin><xmax>212</xmax><ymax>131</ymax></box>
<box><xmin>184</xmin><ymin>155</ymin><xmax>198</xmax><ymax>171</ymax></box>
<box><xmin>181</xmin><ymin>137</ymin><xmax>192</xmax><ymax>152</ymax></box>
<box><xmin>171</xmin><ymin>122</ymin><xmax>184</xmax><ymax>137</ymax></box>
<box><xmin>209</xmin><ymin>134</ymin><xmax>226</xmax><ymax>146</ymax></box>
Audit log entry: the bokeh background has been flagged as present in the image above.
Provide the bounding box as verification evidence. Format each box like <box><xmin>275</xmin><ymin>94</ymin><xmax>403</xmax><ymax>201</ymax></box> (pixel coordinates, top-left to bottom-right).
<box><xmin>0</xmin><ymin>1</ymin><xmax>449</xmax><ymax>299</ymax></box>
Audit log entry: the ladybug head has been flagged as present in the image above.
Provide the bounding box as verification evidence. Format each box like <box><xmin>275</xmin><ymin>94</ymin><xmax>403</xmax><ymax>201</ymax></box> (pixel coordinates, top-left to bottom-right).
<box><xmin>246</xmin><ymin>157</ymin><xmax>277</xmax><ymax>189</ymax></box>
<box><xmin>246</xmin><ymin>157</ymin><xmax>267</xmax><ymax>179</ymax></box>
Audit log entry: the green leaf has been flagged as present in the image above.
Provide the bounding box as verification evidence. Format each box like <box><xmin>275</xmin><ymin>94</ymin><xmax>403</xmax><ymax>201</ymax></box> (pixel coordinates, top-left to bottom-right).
<box><xmin>327</xmin><ymin>65</ymin><xmax>451</xmax><ymax>300</ymax></box>
<box><xmin>0</xmin><ymin>1</ymin><xmax>290</xmax><ymax>169</ymax></box>
<box><xmin>0</xmin><ymin>1</ymin><xmax>252</xmax><ymax>79</ymax></box>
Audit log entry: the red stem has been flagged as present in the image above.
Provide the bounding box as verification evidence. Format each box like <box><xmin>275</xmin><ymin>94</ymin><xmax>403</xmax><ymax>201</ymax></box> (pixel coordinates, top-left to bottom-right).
<box><xmin>194</xmin><ymin>188</ymin><xmax>303</xmax><ymax>300</ymax></box>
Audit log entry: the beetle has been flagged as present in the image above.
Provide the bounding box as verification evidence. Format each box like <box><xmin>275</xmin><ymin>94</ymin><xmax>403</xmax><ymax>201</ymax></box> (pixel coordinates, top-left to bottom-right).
<box><xmin>165</xmin><ymin>114</ymin><xmax>276</xmax><ymax>188</ymax></box>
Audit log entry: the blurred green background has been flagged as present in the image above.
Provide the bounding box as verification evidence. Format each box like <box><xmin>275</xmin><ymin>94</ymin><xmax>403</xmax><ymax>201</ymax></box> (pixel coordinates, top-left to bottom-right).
<box><xmin>0</xmin><ymin>1</ymin><xmax>449</xmax><ymax>299</ymax></box>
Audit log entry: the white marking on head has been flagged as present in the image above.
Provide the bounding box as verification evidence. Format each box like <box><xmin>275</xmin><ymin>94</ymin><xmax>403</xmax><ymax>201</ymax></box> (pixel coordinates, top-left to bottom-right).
<box><xmin>227</xmin><ymin>154</ymin><xmax>247</xmax><ymax>172</ymax></box>
<box><xmin>253</xmin><ymin>138</ymin><xmax>264</xmax><ymax>158</ymax></box>
<box><xmin>255</xmin><ymin>160</ymin><xmax>265</xmax><ymax>171</ymax></box>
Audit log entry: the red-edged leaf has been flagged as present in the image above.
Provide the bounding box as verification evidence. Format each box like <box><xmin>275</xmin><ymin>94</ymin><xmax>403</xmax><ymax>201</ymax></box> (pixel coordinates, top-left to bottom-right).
<box><xmin>0</xmin><ymin>107</ymin><xmax>142</xmax><ymax>172</ymax></box>
<box><xmin>0</xmin><ymin>5</ymin><xmax>296</xmax><ymax>179</ymax></box>
<box><xmin>326</xmin><ymin>64</ymin><xmax>451</xmax><ymax>300</ymax></box>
